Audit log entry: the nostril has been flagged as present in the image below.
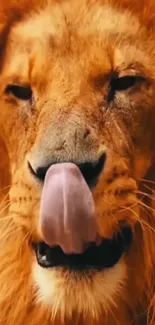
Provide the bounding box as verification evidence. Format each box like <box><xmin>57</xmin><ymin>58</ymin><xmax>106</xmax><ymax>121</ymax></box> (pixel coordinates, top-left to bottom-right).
<box><xmin>28</xmin><ymin>161</ymin><xmax>48</xmax><ymax>182</ymax></box>
<box><xmin>28</xmin><ymin>153</ymin><xmax>106</xmax><ymax>186</ymax></box>
<box><xmin>77</xmin><ymin>153</ymin><xmax>106</xmax><ymax>187</ymax></box>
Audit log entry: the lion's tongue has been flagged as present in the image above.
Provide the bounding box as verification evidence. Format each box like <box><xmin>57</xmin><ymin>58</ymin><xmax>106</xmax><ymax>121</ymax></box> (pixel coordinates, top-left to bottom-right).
<box><xmin>40</xmin><ymin>163</ymin><xmax>97</xmax><ymax>254</ymax></box>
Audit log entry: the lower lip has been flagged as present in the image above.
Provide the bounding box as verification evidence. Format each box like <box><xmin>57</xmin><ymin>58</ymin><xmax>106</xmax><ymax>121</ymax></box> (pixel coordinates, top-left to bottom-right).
<box><xmin>33</xmin><ymin>227</ymin><xmax>132</xmax><ymax>271</ymax></box>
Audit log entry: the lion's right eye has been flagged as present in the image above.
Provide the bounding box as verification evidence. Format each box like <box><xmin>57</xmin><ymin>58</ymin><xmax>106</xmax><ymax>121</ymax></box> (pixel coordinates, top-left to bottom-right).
<box><xmin>108</xmin><ymin>75</ymin><xmax>144</xmax><ymax>102</ymax></box>
<box><xmin>111</xmin><ymin>76</ymin><xmax>140</xmax><ymax>92</ymax></box>
<box><xmin>5</xmin><ymin>84</ymin><xmax>33</xmax><ymax>101</ymax></box>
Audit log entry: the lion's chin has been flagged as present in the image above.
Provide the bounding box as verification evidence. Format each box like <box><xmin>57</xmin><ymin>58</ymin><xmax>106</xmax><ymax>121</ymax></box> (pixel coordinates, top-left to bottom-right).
<box><xmin>31</xmin><ymin>226</ymin><xmax>132</xmax><ymax>321</ymax></box>
<box><xmin>32</xmin><ymin>259</ymin><xmax>127</xmax><ymax>322</ymax></box>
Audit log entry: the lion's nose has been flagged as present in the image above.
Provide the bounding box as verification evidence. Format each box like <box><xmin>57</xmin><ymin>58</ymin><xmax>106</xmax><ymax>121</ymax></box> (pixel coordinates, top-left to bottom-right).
<box><xmin>29</xmin><ymin>153</ymin><xmax>106</xmax><ymax>187</ymax></box>
<box><xmin>28</xmin><ymin>121</ymin><xmax>107</xmax><ymax>254</ymax></box>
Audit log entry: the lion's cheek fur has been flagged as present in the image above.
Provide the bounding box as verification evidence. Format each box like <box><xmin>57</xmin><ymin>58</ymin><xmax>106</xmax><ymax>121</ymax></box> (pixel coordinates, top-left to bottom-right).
<box><xmin>0</xmin><ymin>227</ymin><xmax>51</xmax><ymax>325</ymax></box>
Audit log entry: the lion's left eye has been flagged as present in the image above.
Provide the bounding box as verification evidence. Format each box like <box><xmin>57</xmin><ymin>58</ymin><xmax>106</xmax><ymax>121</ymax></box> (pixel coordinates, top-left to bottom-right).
<box><xmin>5</xmin><ymin>85</ymin><xmax>33</xmax><ymax>101</ymax></box>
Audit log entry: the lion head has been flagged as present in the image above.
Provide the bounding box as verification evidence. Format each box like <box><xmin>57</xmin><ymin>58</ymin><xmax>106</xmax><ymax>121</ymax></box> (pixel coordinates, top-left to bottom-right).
<box><xmin>1</xmin><ymin>1</ymin><xmax>155</xmax><ymax>324</ymax></box>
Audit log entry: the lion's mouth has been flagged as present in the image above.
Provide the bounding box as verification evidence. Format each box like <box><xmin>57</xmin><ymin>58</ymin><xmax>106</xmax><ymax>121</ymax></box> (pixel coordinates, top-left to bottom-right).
<box><xmin>33</xmin><ymin>227</ymin><xmax>132</xmax><ymax>270</ymax></box>
<box><xmin>32</xmin><ymin>163</ymin><xmax>132</xmax><ymax>270</ymax></box>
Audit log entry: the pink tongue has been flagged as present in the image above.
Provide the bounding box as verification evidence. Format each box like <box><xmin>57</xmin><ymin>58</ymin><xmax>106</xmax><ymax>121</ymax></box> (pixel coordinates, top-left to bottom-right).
<box><xmin>40</xmin><ymin>163</ymin><xmax>97</xmax><ymax>254</ymax></box>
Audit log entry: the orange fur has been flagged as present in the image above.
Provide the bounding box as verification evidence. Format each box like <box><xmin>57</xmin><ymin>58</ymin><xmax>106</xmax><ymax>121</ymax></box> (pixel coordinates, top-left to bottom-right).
<box><xmin>1</xmin><ymin>0</ymin><xmax>155</xmax><ymax>324</ymax></box>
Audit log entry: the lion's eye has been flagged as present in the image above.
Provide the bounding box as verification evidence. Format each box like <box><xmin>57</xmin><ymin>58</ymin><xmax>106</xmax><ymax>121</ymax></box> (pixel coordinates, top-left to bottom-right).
<box><xmin>5</xmin><ymin>84</ymin><xmax>33</xmax><ymax>101</ymax></box>
<box><xmin>111</xmin><ymin>76</ymin><xmax>138</xmax><ymax>92</ymax></box>
<box><xmin>108</xmin><ymin>75</ymin><xmax>143</xmax><ymax>101</ymax></box>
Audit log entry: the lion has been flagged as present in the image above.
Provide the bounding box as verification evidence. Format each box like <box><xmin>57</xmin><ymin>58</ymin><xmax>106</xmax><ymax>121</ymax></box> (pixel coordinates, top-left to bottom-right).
<box><xmin>1</xmin><ymin>0</ymin><xmax>155</xmax><ymax>324</ymax></box>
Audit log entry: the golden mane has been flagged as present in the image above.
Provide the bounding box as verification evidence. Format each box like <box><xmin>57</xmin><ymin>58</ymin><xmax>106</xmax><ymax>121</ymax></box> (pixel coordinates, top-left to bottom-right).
<box><xmin>0</xmin><ymin>1</ymin><xmax>155</xmax><ymax>325</ymax></box>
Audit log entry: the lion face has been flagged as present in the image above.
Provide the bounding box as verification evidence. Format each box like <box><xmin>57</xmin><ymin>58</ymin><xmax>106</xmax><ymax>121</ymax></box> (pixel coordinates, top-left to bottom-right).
<box><xmin>1</xmin><ymin>1</ymin><xmax>155</xmax><ymax>324</ymax></box>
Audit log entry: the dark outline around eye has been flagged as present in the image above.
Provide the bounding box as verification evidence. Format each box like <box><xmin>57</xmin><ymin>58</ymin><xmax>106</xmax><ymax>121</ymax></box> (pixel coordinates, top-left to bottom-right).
<box><xmin>5</xmin><ymin>84</ymin><xmax>33</xmax><ymax>101</ymax></box>
<box><xmin>108</xmin><ymin>75</ymin><xmax>144</xmax><ymax>102</ymax></box>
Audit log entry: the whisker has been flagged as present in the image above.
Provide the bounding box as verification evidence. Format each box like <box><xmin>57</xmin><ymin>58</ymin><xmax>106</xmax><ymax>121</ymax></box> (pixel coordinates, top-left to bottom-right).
<box><xmin>140</xmin><ymin>219</ymin><xmax>155</xmax><ymax>234</ymax></box>
<box><xmin>143</xmin><ymin>184</ymin><xmax>155</xmax><ymax>195</ymax></box>
<box><xmin>139</xmin><ymin>178</ymin><xmax>155</xmax><ymax>186</ymax></box>
<box><xmin>0</xmin><ymin>201</ymin><xmax>11</xmax><ymax>215</ymax></box>
<box><xmin>119</xmin><ymin>201</ymin><xmax>138</xmax><ymax>213</ymax></box>
<box><xmin>123</xmin><ymin>203</ymin><xmax>155</xmax><ymax>234</ymax></box>
<box><xmin>136</xmin><ymin>190</ymin><xmax>155</xmax><ymax>201</ymax></box>
<box><xmin>138</xmin><ymin>200</ymin><xmax>155</xmax><ymax>214</ymax></box>
<box><xmin>121</xmin><ymin>205</ymin><xmax>139</xmax><ymax>221</ymax></box>
<box><xmin>0</xmin><ymin>184</ymin><xmax>12</xmax><ymax>192</ymax></box>
<box><xmin>134</xmin><ymin>204</ymin><xmax>155</xmax><ymax>234</ymax></box>
<box><xmin>0</xmin><ymin>192</ymin><xmax>10</xmax><ymax>207</ymax></box>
